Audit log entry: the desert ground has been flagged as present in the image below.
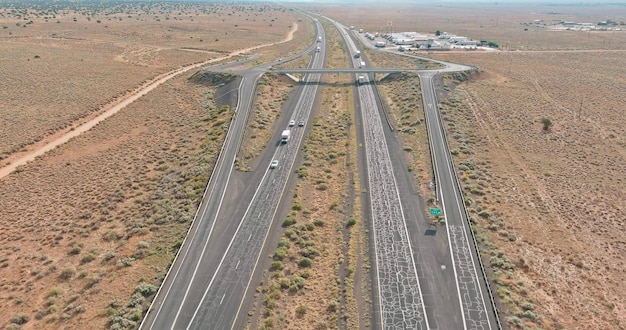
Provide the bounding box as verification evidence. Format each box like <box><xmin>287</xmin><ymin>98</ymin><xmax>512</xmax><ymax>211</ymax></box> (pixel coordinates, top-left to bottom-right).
<box><xmin>0</xmin><ymin>2</ymin><xmax>306</xmax><ymax>329</ymax></box>
<box><xmin>1</xmin><ymin>1</ymin><xmax>625</xmax><ymax>330</ymax></box>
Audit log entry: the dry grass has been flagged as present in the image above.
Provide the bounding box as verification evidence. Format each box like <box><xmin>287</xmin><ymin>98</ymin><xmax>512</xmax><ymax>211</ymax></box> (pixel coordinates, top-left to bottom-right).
<box><xmin>0</xmin><ymin>2</ymin><xmax>307</xmax><ymax>329</ymax></box>
<box><xmin>0</xmin><ymin>2</ymin><xmax>298</xmax><ymax>160</ymax></box>
<box><xmin>437</xmin><ymin>50</ymin><xmax>626</xmax><ymax>329</ymax></box>
<box><xmin>0</xmin><ymin>70</ymin><xmax>230</xmax><ymax>329</ymax></box>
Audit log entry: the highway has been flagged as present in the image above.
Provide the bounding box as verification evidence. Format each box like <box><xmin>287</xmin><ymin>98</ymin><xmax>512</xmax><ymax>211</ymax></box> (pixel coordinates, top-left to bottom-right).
<box><xmin>339</xmin><ymin>22</ymin><xmax>500</xmax><ymax>329</ymax></box>
<box><xmin>420</xmin><ymin>71</ymin><xmax>498</xmax><ymax>329</ymax></box>
<box><xmin>271</xmin><ymin>68</ymin><xmax>421</xmax><ymax>74</ymax></box>
<box><xmin>186</xmin><ymin>26</ymin><xmax>324</xmax><ymax>329</ymax></box>
<box><xmin>140</xmin><ymin>12</ymin><xmax>498</xmax><ymax>330</ymax></box>
<box><xmin>140</xmin><ymin>20</ymin><xmax>325</xmax><ymax>330</ymax></box>
<box><xmin>333</xmin><ymin>21</ymin><xmax>431</xmax><ymax>329</ymax></box>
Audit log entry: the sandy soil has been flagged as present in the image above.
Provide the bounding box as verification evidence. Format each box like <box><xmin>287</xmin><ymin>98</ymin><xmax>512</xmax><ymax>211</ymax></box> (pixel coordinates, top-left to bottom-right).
<box><xmin>0</xmin><ymin>2</ymin><xmax>299</xmax><ymax>161</ymax></box>
<box><xmin>438</xmin><ymin>50</ymin><xmax>626</xmax><ymax>329</ymax></box>
<box><xmin>0</xmin><ymin>3</ymin><xmax>302</xmax><ymax>329</ymax></box>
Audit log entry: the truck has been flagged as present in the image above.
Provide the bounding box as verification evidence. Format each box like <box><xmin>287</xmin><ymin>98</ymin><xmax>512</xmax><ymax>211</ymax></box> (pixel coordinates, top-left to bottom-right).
<box><xmin>281</xmin><ymin>130</ymin><xmax>291</xmax><ymax>143</ymax></box>
<box><xmin>317</xmin><ymin>36</ymin><xmax>322</xmax><ymax>42</ymax></box>
<box><xmin>359</xmin><ymin>60</ymin><xmax>366</xmax><ymax>68</ymax></box>
<box><xmin>316</xmin><ymin>46</ymin><xmax>321</xmax><ymax>52</ymax></box>
<box><xmin>357</xmin><ymin>75</ymin><xmax>366</xmax><ymax>84</ymax></box>
<box><xmin>375</xmin><ymin>41</ymin><xmax>386</xmax><ymax>48</ymax></box>
<box><xmin>354</xmin><ymin>50</ymin><xmax>361</xmax><ymax>58</ymax></box>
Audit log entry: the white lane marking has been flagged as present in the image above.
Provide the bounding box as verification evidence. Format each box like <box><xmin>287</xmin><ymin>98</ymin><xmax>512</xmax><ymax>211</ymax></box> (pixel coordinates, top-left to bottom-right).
<box><xmin>219</xmin><ymin>294</ymin><xmax>226</xmax><ymax>305</ymax></box>
<box><xmin>147</xmin><ymin>78</ymin><xmax>248</xmax><ymax>330</ymax></box>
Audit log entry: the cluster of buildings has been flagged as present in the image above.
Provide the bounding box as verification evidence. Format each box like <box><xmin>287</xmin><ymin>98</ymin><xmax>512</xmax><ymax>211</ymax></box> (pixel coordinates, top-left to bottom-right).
<box><xmin>522</xmin><ymin>19</ymin><xmax>624</xmax><ymax>31</ymax></box>
<box><xmin>361</xmin><ymin>30</ymin><xmax>479</xmax><ymax>50</ymax></box>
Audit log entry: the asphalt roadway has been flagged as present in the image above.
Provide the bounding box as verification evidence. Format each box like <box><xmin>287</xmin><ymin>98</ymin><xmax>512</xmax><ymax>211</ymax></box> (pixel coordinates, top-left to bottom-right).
<box><xmin>420</xmin><ymin>71</ymin><xmax>498</xmax><ymax>329</ymax></box>
<box><xmin>140</xmin><ymin>14</ymin><xmax>498</xmax><ymax>330</ymax></box>
<box><xmin>140</xmin><ymin>21</ymin><xmax>325</xmax><ymax>330</ymax></box>
<box><xmin>346</xmin><ymin>25</ymin><xmax>499</xmax><ymax>329</ymax></box>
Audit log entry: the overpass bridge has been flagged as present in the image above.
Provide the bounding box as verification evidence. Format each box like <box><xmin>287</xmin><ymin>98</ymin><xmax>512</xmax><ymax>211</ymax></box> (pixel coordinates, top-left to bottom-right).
<box><xmin>270</xmin><ymin>67</ymin><xmax>426</xmax><ymax>74</ymax></box>
<box><xmin>269</xmin><ymin>67</ymin><xmax>433</xmax><ymax>82</ymax></box>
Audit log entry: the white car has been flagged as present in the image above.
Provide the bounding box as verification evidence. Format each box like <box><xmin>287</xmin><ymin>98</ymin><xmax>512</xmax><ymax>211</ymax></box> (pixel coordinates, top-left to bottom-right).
<box><xmin>270</xmin><ymin>160</ymin><xmax>279</xmax><ymax>169</ymax></box>
<box><xmin>288</xmin><ymin>120</ymin><xmax>295</xmax><ymax>127</ymax></box>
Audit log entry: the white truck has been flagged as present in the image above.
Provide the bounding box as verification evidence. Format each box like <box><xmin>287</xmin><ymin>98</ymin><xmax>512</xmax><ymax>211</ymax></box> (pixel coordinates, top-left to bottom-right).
<box><xmin>316</xmin><ymin>46</ymin><xmax>321</xmax><ymax>52</ymax></box>
<box><xmin>318</xmin><ymin>36</ymin><xmax>322</xmax><ymax>42</ymax></box>
<box><xmin>375</xmin><ymin>41</ymin><xmax>386</xmax><ymax>48</ymax></box>
<box><xmin>354</xmin><ymin>50</ymin><xmax>361</xmax><ymax>58</ymax></box>
<box><xmin>281</xmin><ymin>130</ymin><xmax>291</xmax><ymax>143</ymax></box>
<box><xmin>357</xmin><ymin>75</ymin><xmax>366</xmax><ymax>84</ymax></box>
<box><xmin>359</xmin><ymin>60</ymin><xmax>366</xmax><ymax>68</ymax></box>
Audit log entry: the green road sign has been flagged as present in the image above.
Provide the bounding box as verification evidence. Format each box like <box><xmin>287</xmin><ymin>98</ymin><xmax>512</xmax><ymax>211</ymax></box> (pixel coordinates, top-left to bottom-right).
<box><xmin>430</xmin><ymin>208</ymin><xmax>442</xmax><ymax>216</ymax></box>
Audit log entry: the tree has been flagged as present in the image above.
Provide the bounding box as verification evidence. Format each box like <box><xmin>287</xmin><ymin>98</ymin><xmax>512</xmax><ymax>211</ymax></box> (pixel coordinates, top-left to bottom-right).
<box><xmin>541</xmin><ymin>118</ymin><xmax>553</xmax><ymax>131</ymax></box>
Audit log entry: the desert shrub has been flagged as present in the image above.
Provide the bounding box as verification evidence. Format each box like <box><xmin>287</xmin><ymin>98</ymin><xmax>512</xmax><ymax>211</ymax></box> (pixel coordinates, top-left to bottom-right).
<box><xmin>300</xmin><ymin>248</ymin><xmax>320</xmax><ymax>259</ymax></box>
<box><xmin>277</xmin><ymin>237</ymin><xmax>289</xmax><ymax>248</ymax></box>
<box><xmin>282</xmin><ymin>216</ymin><xmax>296</xmax><ymax>227</ymax></box>
<box><xmin>541</xmin><ymin>118</ymin><xmax>552</xmax><ymax>131</ymax></box>
<box><xmin>117</xmin><ymin>257</ymin><xmax>135</xmax><ymax>267</ymax></box>
<box><xmin>270</xmin><ymin>261</ymin><xmax>284</xmax><ymax>271</ymax></box>
<box><xmin>295</xmin><ymin>304</ymin><xmax>307</xmax><ymax>317</ymax></box>
<box><xmin>80</xmin><ymin>253</ymin><xmax>97</xmax><ymax>264</ymax></box>
<box><xmin>273</xmin><ymin>247</ymin><xmax>287</xmax><ymax>261</ymax></box>
<box><xmin>85</xmin><ymin>274</ymin><xmax>101</xmax><ymax>289</ymax></box>
<box><xmin>347</xmin><ymin>217</ymin><xmax>357</xmax><ymax>227</ymax></box>
<box><xmin>328</xmin><ymin>300</ymin><xmax>339</xmax><ymax>312</ymax></box>
<box><xmin>68</xmin><ymin>246</ymin><xmax>82</xmax><ymax>255</ymax></box>
<box><xmin>135</xmin><ymin>282</ymin><xmax>157</xmax><ymax>297</ymax></box>
<box><xmin>298</xmin><ymin>258</ymin><xmax>312</xmax><ymax>268</ymax></box>
<box><xmin>10</xmin><ymin>313</ymin><xmax>30</xmax><ymax>325</ymax></box>
<box><xmin>313</xmin><ymin>219</ymin><xmax>325</xmax><ymax>227</ymax></box>
<box><xmin>103</xmin><ymin>251</ymin><xmax>117</xmax><ymax>263</ymax></box>
<box><xmin>521</xmin><ymin>310</ymin><xmax>537</xmax><ymax>321</ymax></box>
<box><xmin>59</xmin><ymin>267</ymin><xmax>75</xmax><ymax>280</ymax></box>
<box><xmin>48</xmin><ymin>287</ymin><xmax>63</xmax><ymax>299</ymax></box>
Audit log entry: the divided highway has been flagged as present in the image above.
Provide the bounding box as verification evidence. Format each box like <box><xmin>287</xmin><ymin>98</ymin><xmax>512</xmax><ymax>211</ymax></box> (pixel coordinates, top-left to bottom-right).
<box><xmin>344</xmin><ymin>23</ymin><xmax>500</xmax><ymax>329</ymax></box>
<box><xmin>140</xmin><ymin>20</ymin><xmax>325</xmax><ymax>330</ymax></box>
<box><xmin>186</xmin><ymin>31</ymin><xmax>324</xmax><ymax>330</ymax></box>
<box><xmin>141</xmin><ymin>12</ymin><xmax>498</xmax><ymax>330</ymax></box>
